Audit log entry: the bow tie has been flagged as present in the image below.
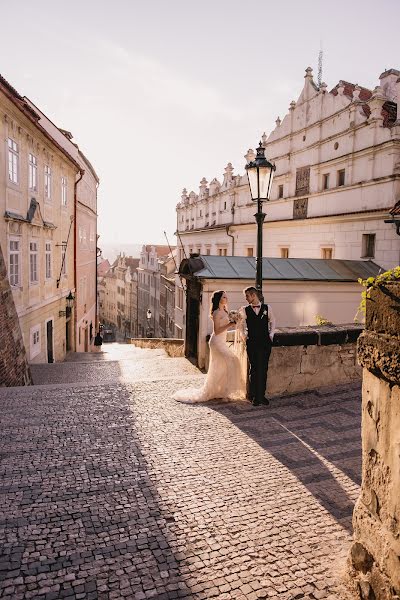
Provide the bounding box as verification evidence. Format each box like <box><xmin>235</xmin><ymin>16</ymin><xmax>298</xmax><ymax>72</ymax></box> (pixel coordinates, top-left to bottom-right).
<box><xmin>252</xmin><ymin>304</ymin><xmax>261</xmax><ymax>310</ymax></box>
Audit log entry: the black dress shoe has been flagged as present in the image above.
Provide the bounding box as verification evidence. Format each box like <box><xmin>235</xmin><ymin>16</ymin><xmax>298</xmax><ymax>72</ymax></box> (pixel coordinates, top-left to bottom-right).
<box><xmin>260</xmin><ymin>397</ymin><xmax>270</xmax><ymax>406</ymax></box>
<box><xmin>252</xmin><ymin>399</ymin><xmax>261</xmax><ymax>406</ymax></box>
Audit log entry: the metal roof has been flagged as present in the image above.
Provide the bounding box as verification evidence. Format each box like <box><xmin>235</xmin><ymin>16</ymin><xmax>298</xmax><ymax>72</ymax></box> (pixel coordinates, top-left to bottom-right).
<box><xmin>179</xmin><ymin>255</ymin><xmax>382</xmax><ymax>282</ymax></box>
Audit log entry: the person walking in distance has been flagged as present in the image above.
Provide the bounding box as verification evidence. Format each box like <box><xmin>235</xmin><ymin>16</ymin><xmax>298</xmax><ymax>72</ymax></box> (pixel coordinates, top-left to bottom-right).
<box><xmin>240</xmin><ymin>286</ymin><xmax>276</xmax><ymax>406</ymax></box>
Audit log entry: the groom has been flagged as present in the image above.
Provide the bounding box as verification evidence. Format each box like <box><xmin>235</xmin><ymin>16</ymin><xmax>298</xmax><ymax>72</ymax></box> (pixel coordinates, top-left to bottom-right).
<box><xmin>241</xmin><ymin>286</ymin><xmax>276</xmax><ymax>406</ymax></box>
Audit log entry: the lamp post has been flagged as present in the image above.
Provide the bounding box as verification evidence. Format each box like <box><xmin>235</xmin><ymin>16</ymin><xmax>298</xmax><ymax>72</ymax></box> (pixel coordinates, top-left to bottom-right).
<box><xmin>146</xmin><ymin>308</ymin><xmax>153</xmax><ymax>338</ymax></box>
<box><xmin>245</xmin><ymin>142</ymin><xmax>276</xmax><ymax>298</ymax></box>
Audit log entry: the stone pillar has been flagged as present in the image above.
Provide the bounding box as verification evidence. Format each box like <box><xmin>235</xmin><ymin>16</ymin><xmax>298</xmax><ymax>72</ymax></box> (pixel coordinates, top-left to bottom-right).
<box><xmin>0</xmin><ymin>243</ymin><xmax>32</xmax><ymax>386</ymax></box>
<box><xmin>348</xmin><ymin>281</ymin><xmax>400</xmax><ymax>599</ymax></box>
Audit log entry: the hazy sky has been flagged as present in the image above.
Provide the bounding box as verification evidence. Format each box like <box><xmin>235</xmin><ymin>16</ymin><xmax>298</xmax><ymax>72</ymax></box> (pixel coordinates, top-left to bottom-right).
<box><xmin>1</xmin><ymin>0</ymin><xmax>399</xmax><ymax>245</ymax></box>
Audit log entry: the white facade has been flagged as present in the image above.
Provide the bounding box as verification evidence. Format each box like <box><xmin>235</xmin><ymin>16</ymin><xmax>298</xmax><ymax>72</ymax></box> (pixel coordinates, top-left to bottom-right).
<box><xmin>176</xmin><ymin>67</ymin><xmax>400</xmax><ymax>269</ymax></box>
<box><xmin>137</xmin><ymin>245</ymin><xmax>172</xmax><ymax>337</ymax></box>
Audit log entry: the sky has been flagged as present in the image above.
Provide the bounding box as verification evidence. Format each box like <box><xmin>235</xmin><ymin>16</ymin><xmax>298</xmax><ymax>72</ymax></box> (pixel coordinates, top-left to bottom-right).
<box><xmin>1</xmin><ymin>0</ymin><xmax>399</xmax><ymax>246</ymax></box>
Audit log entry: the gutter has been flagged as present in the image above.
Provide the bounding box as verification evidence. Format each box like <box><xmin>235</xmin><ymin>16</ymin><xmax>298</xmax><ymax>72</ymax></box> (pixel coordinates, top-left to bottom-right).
<box><xmin>74</xmin><ymin>169</ymin><xmax>85</xmax><ymax>351</ymax></box>
<box><xmin>226</xmin><ymin>224</ymin><xmax>235</xmax><ymax>256</ymax></box>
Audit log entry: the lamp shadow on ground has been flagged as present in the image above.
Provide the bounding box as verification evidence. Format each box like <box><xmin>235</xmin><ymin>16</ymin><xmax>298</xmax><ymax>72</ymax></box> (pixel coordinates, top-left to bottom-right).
<box><xmin>209</xmin><ymin>383</ymin><xmax>362</xmax><ymax>534</ymax></box>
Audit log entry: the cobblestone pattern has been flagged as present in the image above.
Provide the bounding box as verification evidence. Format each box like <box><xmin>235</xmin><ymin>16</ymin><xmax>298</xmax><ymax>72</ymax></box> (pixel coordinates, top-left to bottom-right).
<box><xmin>30</xmin><ymin>346</ymin><xmax>201</xmax><ymax>386</ymax></box>
<box><xmin>0</xmin><ymin>377</ymin><xmax>361</xmax><ymax>599</ymax></box>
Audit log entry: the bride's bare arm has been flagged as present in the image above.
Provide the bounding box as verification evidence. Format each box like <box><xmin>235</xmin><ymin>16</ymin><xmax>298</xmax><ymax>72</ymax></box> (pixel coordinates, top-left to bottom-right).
<box><xmin>212</xmin><ymin>310</ymin><xmax>235</xmax><ymax>335</ymax></box>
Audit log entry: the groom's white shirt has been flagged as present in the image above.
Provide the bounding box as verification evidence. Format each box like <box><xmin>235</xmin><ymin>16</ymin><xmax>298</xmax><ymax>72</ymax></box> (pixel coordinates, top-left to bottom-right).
<box><xmin>238</xmin><ymin>303</ymin><xmax>276</xmax><ymax>342</ymax></box>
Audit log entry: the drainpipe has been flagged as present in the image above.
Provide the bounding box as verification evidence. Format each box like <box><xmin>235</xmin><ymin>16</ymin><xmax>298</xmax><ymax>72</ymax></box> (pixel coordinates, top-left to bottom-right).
<box><xmin>74</xmin><ymin>169</ymin><xmax>84</xmax><ymax>351</ymax></box>
<box><xmin>95</xmin><ymin>181</ymin><xmax>99</xmax><ymax>334</ymax></box>
<box><xmin>226</xmin><ymin>204</ymin><xmax>235</xmax><ymax>256</ymax></box>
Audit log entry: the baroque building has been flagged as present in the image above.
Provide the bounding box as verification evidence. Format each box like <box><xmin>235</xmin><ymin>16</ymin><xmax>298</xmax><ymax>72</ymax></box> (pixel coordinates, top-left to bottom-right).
<box><xmin>26</xmin><ymin>101</ymin><xmax>99</xmax><ymax>352</ymax></box>
<box><xmin>176</xmin><ymin>67</ymin><xmax>400</xmax><ymax>270</ymax></box>
<box><xmin>137</xmin><ymin>245</ymin><xmax>174</xmax><ymax>338</ymax></box>
<box><xmin>0</xmin><ymin>74</ymin><xmax>81</xmax><ymax>363</ymax></box>
<box><xmin>98</xmin><ymin>254</ymin><xmax>139</xmax><ymax>338</ymax></box>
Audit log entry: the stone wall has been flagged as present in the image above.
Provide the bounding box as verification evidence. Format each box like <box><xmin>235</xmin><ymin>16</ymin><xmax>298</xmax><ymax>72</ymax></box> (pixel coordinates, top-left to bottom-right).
<box><xmin>228</xmin><ymin>324</ymin><xmax>363</xmax><ymax>397</ymax></box>
<box><xmin>0</xmin><ymin>243</ymin><xmax>32</xmax><ymax>386</ymax></box>
<box><xmin>348</xmin><ymin>282</ymin><xmax>400</xmax><ymax>600</ymax></box>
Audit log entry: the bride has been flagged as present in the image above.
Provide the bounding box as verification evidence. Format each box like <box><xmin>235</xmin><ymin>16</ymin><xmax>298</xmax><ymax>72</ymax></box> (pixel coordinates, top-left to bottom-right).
<box><xmin>173</xmin><ymin>290</ymin><xmax>246</xmax><ymax>403</ymax></box>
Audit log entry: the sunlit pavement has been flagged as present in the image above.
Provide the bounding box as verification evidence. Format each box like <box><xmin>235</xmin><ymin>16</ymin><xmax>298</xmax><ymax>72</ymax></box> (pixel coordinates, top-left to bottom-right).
<box><xmin>0</xmin><ymin>343</ymin><xmax>360</xmax><ymax>599</ymax></box>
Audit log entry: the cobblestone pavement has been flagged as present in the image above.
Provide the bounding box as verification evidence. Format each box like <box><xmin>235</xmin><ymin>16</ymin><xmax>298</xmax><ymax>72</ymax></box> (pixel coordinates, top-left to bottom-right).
<box><xmin>1</xmin><ymin>346</ymin><xmax>361</xmax><ymax>600</ymax></box>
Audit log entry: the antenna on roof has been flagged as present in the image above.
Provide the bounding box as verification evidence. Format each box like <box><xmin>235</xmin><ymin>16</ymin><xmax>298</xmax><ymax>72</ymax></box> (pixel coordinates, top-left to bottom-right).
<box><xmin>318</xmin><ymin>41</ymin><xmax>323</xmax><ymax>88</ymax></box>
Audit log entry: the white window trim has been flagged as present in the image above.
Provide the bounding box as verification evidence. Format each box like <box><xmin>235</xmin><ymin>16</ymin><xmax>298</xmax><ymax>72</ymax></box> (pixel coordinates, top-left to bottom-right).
<box><xmin>28</xmin><ymin>153</ymin><xmax>38</xmax><ymax>191</ymax></box>
<box><xmin>61</xmin><ymin>176</ymin><xmax>67</xmax><ymax>207</ymax></box>
<box><xmin>44</xmin><ymin>165</ymin><xmax>52</xmax><ymax>201</ymax></box>
<box><xmin>8</xmin><ymin>138</ymin><xmax>19</xmax><ymax>184</ymax></box>
<box><xmin>45</xmin><ymin>241</ymin><xmax>52</xmax><ymax>280</ymax></box>
<box><xmin>9</xmin><ymin>236</ymin><xmax>21</xmax><ymax>287</ymax></box>
<box><xmin>30</xmin><ymin>324</ymin><xmax>41</xmax><ymax>359</ymax></box>
<box><xmin>29</xmin><ymin>240</ymin><xmax>39</xmax><ymax>285</ymax></box>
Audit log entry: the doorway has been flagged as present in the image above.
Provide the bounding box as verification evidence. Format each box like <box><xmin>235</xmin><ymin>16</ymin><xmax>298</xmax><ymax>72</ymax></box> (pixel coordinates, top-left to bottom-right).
<box><xmin>84</xmin><ymin>327</ymin><xmax>89</xmax><ymax>352</ymax></box>
<box><xmin>46</xmin><ymin>319</ymin><xmax>54</xmax><ymax>363</ymax></box>
<box><xmin>185</xmin><ymin>280</ymin><xmax>201</xmax><ymax>365</ymax></box>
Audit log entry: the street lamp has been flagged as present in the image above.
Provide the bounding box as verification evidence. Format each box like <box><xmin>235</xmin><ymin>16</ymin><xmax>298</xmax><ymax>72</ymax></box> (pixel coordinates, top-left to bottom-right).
<box><xmin>245</xmin><ymin>141</ymin><xmax>276</xmax><ymax>297</ymax></box>
<box><xmin>66</xmin><ymin>290</ymin><xmax>75</xmax><ymax>308</ymax></box>
<box><xmin>146</xmin><ymin>308</ymin><xmax>153</xmax><ymax>338</ymax></box>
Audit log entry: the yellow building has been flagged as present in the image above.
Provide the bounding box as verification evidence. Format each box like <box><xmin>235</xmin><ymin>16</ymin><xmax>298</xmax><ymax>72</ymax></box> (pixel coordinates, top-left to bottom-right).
<box><xmin>0</xmin><ymin>74</ymin><xmax>81</xmax><ymax>363</ymax></box>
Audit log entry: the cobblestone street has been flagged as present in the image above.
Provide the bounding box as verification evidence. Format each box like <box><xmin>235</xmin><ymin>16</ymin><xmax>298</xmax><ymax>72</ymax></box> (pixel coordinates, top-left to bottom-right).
<box><xmin>0</xmin><ymin>345</ymin><xmax>361</xmax><ymax>599</ymax></box>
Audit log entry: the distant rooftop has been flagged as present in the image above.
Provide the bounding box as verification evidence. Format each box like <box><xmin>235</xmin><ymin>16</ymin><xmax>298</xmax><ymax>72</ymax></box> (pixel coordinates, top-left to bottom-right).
<box><xmin>179</xmin><ymin>255</ymin><xmax>382</xmax><ymax>282</ymax></box>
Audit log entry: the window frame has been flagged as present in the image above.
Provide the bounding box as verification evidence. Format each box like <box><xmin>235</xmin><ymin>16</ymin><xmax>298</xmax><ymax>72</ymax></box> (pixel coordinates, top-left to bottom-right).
<box><xmin>361</xmin><ymin>234</ymin><xmax>376</xmax><ymax>259</ymax></box>
<box><xmin>45</xmin><ymin>241</ymin><xmax>52</xmax><ymax>280</ymax></box>
<box><xmin>8</xmin><ymin>138</ymin><xmax>19</xmax><ymax>184</ymax></box>
<box><xmin>337</xmin><ymin>169</ymin><xmax>345</xmax><ymax>187</ymax></box>
<box><xmin>61</xmin><ymin>176</ymin><xmax>67</xmax><ymax>207</ymax></box>
<box><xmin>9</xmin><ymin>237</ymin><xmax>21</xmax><ymax>287</ymax></box>
<box><xmin>322</xmin><ymin>173</ymin><xmax>330</xmax><ymax>190</ymax></box>
<box><xmin>44</xmin><ymin>165</ymin><xmax>52</xmax><ymax>200</ymax></box>
<box><xmin>28</xmin><ymin>153</ymin><xmax>38</xmax><ymax>191</ymax></box>
<box><xmin>280</xmin><ymin>247</ymin><xmax>289</xmax><ymax>259</ymax></box>
<box><xmin>321</xmin><ymin>247</ymin><xmax>333</xmax><ymax>259</ymax></box>
<box><xmin>29</xmin><ymin>240</ymin><xmax>39</xmax><ymax>284</ymax></box>
<box><xmin>30</xmin><ymin>324</ymin><xmax>41</xmax><ymax>359</ymax></box>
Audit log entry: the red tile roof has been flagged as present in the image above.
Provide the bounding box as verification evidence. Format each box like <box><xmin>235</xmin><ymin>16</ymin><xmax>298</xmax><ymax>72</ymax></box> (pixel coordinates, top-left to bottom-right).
<box><xmin>144</xmin><ymin>245</ymin><xmax>174</xmax><ymax>257</ymax></box>
<box><xmin>330</xmin><ymin>80</ymin><xmax>398</xmax><ymax>127</ymax></box>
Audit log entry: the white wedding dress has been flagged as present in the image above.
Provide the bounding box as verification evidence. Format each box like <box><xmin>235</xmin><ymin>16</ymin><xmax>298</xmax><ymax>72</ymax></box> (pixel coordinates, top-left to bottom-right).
<box><xmin>173</xmin><ymin>311</ymin><xmax>246</xmax><ymax>403</ymax></box>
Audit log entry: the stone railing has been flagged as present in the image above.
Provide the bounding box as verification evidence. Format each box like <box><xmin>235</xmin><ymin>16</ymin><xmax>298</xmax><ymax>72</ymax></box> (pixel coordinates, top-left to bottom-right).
<box><xmin>347</xmin><ymin>281</ymin><xmax>400</xmax><ymax>599</ymax></box>
<box><xmin>129</xmin><ymin>338</ymin><xmax>184</xmax><ymax>358</ymax></box>
<box><xmin>230</xmin><ymin>324</ymin><xmax>363</xmax><ymax>397</ymax></box>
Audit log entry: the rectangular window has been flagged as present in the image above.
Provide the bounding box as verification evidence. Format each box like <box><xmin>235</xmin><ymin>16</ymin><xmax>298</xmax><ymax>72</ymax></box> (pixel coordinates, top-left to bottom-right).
<box><xmin>9</xmin><ymin>239</ymin><xmax>20</xmax><ymax>286</ymax></box>
<box><xmin>280</xmin><ymin>247</ymin><xmax>289</xmax><ymax>259</ymax></box>
<box><xmin>218</xmin><ymin>248</ymin><xmax>227</xmax><ymax>256</ymax></box>
<box><xmin>8</xmin><ymin>138</ymin><xmax>19</xmax><ymax>184</ymax></box>
<box><xmin>337</xmin><ymin>169</ymin><xmax>345</xmax><ymax>187</ymax></box>
<box><xmin>177</xmin><ymin>287</ymin><xmax>184</xmax><ymax>309</ymax></box>
<box><xmin>321</xmin><ymin>247</ymin><xmax>333</xmax><ymax>259</ymax></box>
<box><xmin>278</xmin><ymin>185</ymin><xmax>284</xmax><ymax>199</ymax></box>
<box><xmin>61</xmin><ymin>176</ymin><xmax>67</xmax><ymax>206</ymax></box>
<box><xmin>361</xmin><ymin>234</ymin><xmax>376</xmax><ymax>259</ymax></box>
<box><xmin>45</xmin><ymin>242</ymin><xmax>52</xmax><ymax>279</ymax></box>
<box><xmin>197</xmin><ymin>248</ymin><xmax>201</xmax><ymax>255</ymax></box>
<box><xmin>323</xmin><ymin>174</ymin><xmax>330</xmax><ymax>190</ymax></box>
<box><xmin>30</xmin><ymin>324</ymin><xmax>41</xmax><ymax>359</ymax></box>
<box><xmin>199</xmin><ymin>210</ymin><xmax>202</xmax><ymax>217</ymax></box>
<box><xmin>29</xmin><ymin>153</ymin><xmax>37</xmax><ymax>190</ymax></box>
<box><xmin>206</xmin><ymin>248</ymin><xmax>211</xmax><ymax>255</ymax></box>
<box><xmin>223</xmin><ymin>201</ymin><xmax>227</xmax><ymax>210</ymax></box>
<box><xmin>29</xmin><ymin>241</ymin><xmax>38</xmax><ymax>283</ymax></box>
<box><xmin>246</xmin><ymin>247</ymin><xmax>254</xmax><ymax>257</ymax></box>
<box><xmin>44</xmin><ymin>165</ymin><xmax>51</xmax><ymax>200</ymax></box>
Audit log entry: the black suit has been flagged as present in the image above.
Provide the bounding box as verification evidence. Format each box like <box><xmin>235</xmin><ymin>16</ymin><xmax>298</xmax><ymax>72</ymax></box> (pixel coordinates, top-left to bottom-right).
<box><xmin>245</xmin><ymin>304</ymin><xmax>273</xmax><ymax>403</ymax></box>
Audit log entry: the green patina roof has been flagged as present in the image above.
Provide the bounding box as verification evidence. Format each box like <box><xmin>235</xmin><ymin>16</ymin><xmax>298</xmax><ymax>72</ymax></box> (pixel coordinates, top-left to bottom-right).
<box><xmin>179</xmin><ymin>255</ymin><xmax>382</xmax><ymax>282</ymax></box>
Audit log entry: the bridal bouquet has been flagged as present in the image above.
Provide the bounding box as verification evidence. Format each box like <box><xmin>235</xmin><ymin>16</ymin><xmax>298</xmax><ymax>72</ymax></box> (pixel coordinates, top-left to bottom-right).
<box><xmin>228</xmin><ymin>309</ymin><xmax>241</xmax><ymax>323</ymax></box>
